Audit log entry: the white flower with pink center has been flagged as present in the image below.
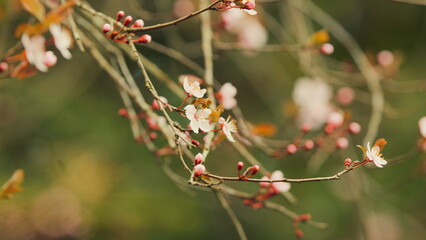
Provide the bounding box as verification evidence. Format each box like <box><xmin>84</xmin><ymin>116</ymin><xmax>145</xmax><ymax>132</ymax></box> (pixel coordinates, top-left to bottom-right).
<box><xmin>50</xmin><ymin>24</ymin><xmax>72</xmax><ymax>59</ymax></box>
<box><xmin>218</xmin><ymin>83</ymin><xmax>237</xmax><ymax>109</ymax></box>
<box><xmin>219</xmin><ymin>117</ymin><xmax>238</xmax><ymax>142</ymax></box>
<box><xmin>365</xmin><ymin>142</ymin><xmax>388</xmax><ymax>168</ymax></box>
<box><xmin>22</xmin><ymin>34</ymin><xmax>48</xmax><ymax>72</ymax></box>
<box><xmin>184</xmin><ymin>105</ymin><xmax>212</xmax><ymax>134</ymax></box>
<box><xmin>183</xmin><ymin>77</ymin><xmax>206</xmax><ymax>98</ymax></box>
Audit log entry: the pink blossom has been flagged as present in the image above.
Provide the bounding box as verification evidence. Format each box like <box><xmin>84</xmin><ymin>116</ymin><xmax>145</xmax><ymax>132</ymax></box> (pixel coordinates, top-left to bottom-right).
<box><xmin>348</xmin><ymin>122</ymin><xmax>361</xmax><ymax>134</ymax></box>
<box><xmin>217</xmin><ymin>83</ymin><xmax>237</xmax><ymax>109</ymax></box>
<box><xmin>219</xmin><ymin>117</ymin><xmax>238</xmax><ymax>142</ymax></box>
<box><xmin>183</xmin><ymin>77</ymin><xmax>206</xmax><ymax>98</ymax></box>
<box><xmin>194</xmin><ymin>164</ymin><xmax>205</xmax><ymax>176</ymax></box>
<box><xmin>184</xmin><ymin>105</ymin><xmax>212</xmax><ymax>133</ymax></box>
<box><xmin>50</xmin><ymin>24</ymin><xmax>72</xmax><ymax>59</ymax></box>
<box><xmin>22</xmin><ymin>34</ymin><xmax>48</xmax><ymax>72</ymax></box>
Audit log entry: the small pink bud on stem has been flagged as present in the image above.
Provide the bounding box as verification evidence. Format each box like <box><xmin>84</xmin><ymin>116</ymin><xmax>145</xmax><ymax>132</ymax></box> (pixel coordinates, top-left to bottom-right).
<box><xmin>319</xmin><ymin>43</ymin><xmax>334</xmax><ymax>55</ymax></box>
<box><xmin>194</xmin><ymin>164</ymin><xmax>205</xmax><ymax>176</ymax></box>
<box><xmin>132</xmin><ymin>19</ymin><xmax>144</xmax><ymax>28</ymax></box>
<box><xmin>348</xmin><ymin>122</ymin><xmax>361</xmax><ymax>134</ymax></box>
<box><xmin>123</xmin><ymin>16</ymin><xmax>133</xmax><ymax>26</ymax></box>
<box><xmin>237</xmin><ymin>161</ymin><xmax>244</xmax><ymax>171</ymax></box>
<box><xmin>303</xmin><ymin>140</ymin><xmax>315</xmax><ymax>150</ymax></box>
<box><xmin>286</xmin><ymin>144</ymin><xmax>298</xmax><ymax>155</ymax></box>
<box><xmin>194</xmin><ymin>153</ymin><xmax>204</xmax><ymax>165</ymax></box>
<box><xmin>116</xmin><ymin>11</ymin><xmax>125</xmax><ymax>21</ymax></box>
<box><xmin>118</xmin><ymin>108</ymin><xmax>129</xmax><ymax>118</ymax></box>
<box><xmin>336</xmin><ymin>137</ymin><xmax>349</xmax><ymax>149</ymax></box>
<box><xmin>0</xmin><ymin>62</ymin><xmax>8</xmax><ymax>72</ymax></box>
<box><xmin>302</xmin><ymin>123</ymin><xmax>311</xmax><ymax>133</ymax></box>
<box><xmin>134</xmin><ymin>34</ymin><xmax>152</xmax><ymax>44</ymax></box>
<box><xmin>149</xmin><ymin>132</ymin><xmax>157</xmax><ymax>140</ymax></box>
<box><xmin>299</xmin><ymin>214</ymin><xmax>311</xmax><ymax>222</ymax></box>
<box><xmin>344</xmin><ymin>158</ymin><xmax>352</xmax><ymax>167</ymax></box>
<box><xmin>102</xmin><ymin>23</ymin><xmax>112</xmax><ymax>33</ymax></box>
<box><xmin>251</xmin><ymin>165</ymin><xmax>259</xmax><ymax>175</ymax></box>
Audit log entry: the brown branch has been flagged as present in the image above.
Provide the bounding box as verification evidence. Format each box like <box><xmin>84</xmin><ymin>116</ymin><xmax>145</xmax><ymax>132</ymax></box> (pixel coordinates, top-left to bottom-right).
<box><xmin>125</xmin><ymin>0</ymin><xmax>222</xmax><ymax>32</ymax></box>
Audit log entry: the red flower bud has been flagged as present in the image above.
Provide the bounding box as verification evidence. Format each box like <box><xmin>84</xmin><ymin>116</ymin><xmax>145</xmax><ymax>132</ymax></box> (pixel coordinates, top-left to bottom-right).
<box><xmin>123</xmin><ymin>16</ymin><xmax>133</xmax><ymax>26</ymax></box>
<box><xmin>237</xmin><ymin>161</ymin><xmax>244</xmax><ymax>171</ymax></box>
<box><xmin>116</xmin><ymin>11</ymin><xmax>125</xmax><ymax>21</ymax></box>
<box><xmin>251</xmin><ymin>165</ymin><xmax>260</xmax><ymax>175</ymax></box>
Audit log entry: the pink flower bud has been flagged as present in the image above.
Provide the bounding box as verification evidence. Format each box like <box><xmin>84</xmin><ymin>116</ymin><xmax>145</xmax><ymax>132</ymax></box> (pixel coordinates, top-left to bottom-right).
<box><xmin>43</xmin><ymin>51</ymin><xmax>57</xmax><ymax>67</ymax></box>
<box><xmin>135</xmin><ymin>34</ymin><xmax>152</xmax><ymax>44</ymax></box>
<box><xmin>194</xmin><ymin>153</ymin><xmax>204</xmax><ymax>165</ymax></box>
<box><xmin>251</xmin><ymin>165</ymin><xmax>260</xmax><ymax>175</ymax></box>
<box><xmin>191</xmin><ymin>139</ymin><xmax>200</xmax><ymax>147</ymax></box>
<box><xmin>301</xmin><ymin>123</ymin><xmax>311</xmax><ymax>132</ymax></box>
<box><xmin>194</xmin><ymin>164</ymin><xmax>205</xmax><ymax>176</ymax></box>
<box><xmin>299</xmin><ymin>214</ymin><xmax>311</xmax><ymax>222</ymax></box>
<box><xmin>303</xmin><ymin>140</ymin><xmax>315</xmax><ymax>150</ymax></box>
<box><xmin>151</xmin><ymin>96</ymin><xmax>168</xmax><ymax>110</ymax></box>
<box><xmin>237</xmin><ymin>161</ymin><xmax>244</xmax><ymax>171</ymax></box>
<box><xmin>102</xmin><ymin>23</ymin><xmax>112</xmax><ymax>33</ymax></box>
<box><xmin>123</xmin><ymin>16</ymin><xmax>133</xmax><ymax>26</ymax></box>
<box><xmin>348</xmin><ymin>122</ymin><xmax>361</xmax><ymax>134</ymax></box>
<box><xmin>244</xmin><ymin>1</ymin><xmax>255</xmax><ymax>9</ymax></box>
<box><xmin>324</xmin><ymin>123</ymin><xmax>334</xmax><ymax>135</ymax></box>
<box><xmin>286</xmin><ymin>144</ymin><xmax>298</xmax><ymax>155</ymax></box>
<box><xmin>116</xmin><ymin>11</ymin><xmax>125</xmax><ymax>21</ymax></box>
<box><xmin>377</xmin><ymin>50</ymin><xmax>394</xmax><ymax>67</ymax></box>
<box><xmin>133</xmin><ymin>19</ymin><xmax>144</xmax><ymax>28</ymax></box>
<box><xmin>327</xmin><ymin>112</ymin><xmax>344</xmax><ymax>128</ymax></box>
<box><xmin>319</xmin><ymin>43</ymin><xmax>334</xmax><ymax>55</ymax></box>
<box><xmin>0</xmin><ymin>62</ymin><xmax>9</xmax><ymax>72</ymax></box>
<box><xmin>344</xmin><ymin>158</ymin><xmax>352</xmax><ymax>167</ymax></box>
<box><xmin>336</xmin><ymin>137</ymin><xmax>349</xmax><ymax>149</ymax></box>
<box><xmin>149</xmin><ymin>132</ymin><xmax>158</xmax><ymax>140</ymax></box>
<box><xmin>118</xmin><ymin>108</ymin><xmax>129</xmax><ymax>118</ymax></box>
<box><xmin>146</xmin><ymin>117</ymin><xmax>159</xmax><ymax>130</ymax></box>
<box><xmin>353</xmin><ymin>160</ymin><xmax>360</xmax><ymax>165</ymax></box>
<box><xmin>336</xmin><ymin>87</ymin><xmax>355</xmax><ymax>106</ymax></box>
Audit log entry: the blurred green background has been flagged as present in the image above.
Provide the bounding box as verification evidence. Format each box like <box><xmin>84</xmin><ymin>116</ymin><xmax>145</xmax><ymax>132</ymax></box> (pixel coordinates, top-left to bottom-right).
<box><xmin>0</xmin><ymin>0</ymin><xmax>425</xmax><ymax>239</ymax></box>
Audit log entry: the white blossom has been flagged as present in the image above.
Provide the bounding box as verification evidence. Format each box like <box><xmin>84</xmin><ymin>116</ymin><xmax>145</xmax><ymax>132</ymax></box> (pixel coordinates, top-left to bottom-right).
<box><xmin>219</xmin><ymin>117</ymin><xmax>238</xmax><ymax>142</ymax></box>
<box><xmin>50</xmin><ymin>24</ymin><xmax>72</xmax><ymax>59</ymax></box>
<box><xmin>185</xmin><ymin>105</ymin><xmax>212</xmax><ymax>133</ymax></box>
<box><xmin>183</xmin><ymin>77</ymin><xmax>206</xmax><ymax>98</ymax></box>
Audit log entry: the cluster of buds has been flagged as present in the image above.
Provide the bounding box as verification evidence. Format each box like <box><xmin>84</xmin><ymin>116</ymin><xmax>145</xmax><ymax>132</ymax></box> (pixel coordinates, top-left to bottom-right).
<box><xmin>215</xmin><ymin>0</ymin><xmax>257</xmax><ymax>15</ymax></box>
<box><xmin>193</xmin><ymin>153</ymin><xmax>205</xmax><ymax>176</ymax></box>
<box><xmin>237</xmin><ymin>162</ymin><xmax>259</xmax><ymax>180</ymax></box>
<box><xmin>102</xmin><ymin>11</ymin><xmax>151</xmax><ymax>44</ymax></box>
<box><xmin>293</xmin><ymin>214</ymin><xmax>312</xmax><ymax>239</ymax></box>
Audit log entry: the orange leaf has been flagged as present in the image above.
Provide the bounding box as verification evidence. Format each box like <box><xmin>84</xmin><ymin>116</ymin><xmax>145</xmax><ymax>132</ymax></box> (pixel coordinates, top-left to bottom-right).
<box><xmin>251</xmin><ymin>123</ymin><xmax>277</xmax><ymax>137</ymax></box>
<box><xmin>20</xmin><ymin>0</ymin><xmax>46</xmax><ymax>22</ymax></box>
<box><xmin>15</xmin><ymin>23</ymin><xmax>48</xmax><ymax>37</ymax></box>
<box><xmin>0</xmin><ymin>169</ymin><xmax>25</xmax><ymax>199</ymax></box>
<box><xmin>10</xmin><ymin>61</ymin><xmax>38</xmax><ymax>79</ymax></box>
<box><xmin>374</xmin><ymin>138</ymin><xmax>388</xmax><ymax>151</ymax></box>
<box><xmin>44</xmin><ymin>0</ymin><xmax>76</xmax><ymax>25</ymax></box>
<box><xmin>310</xmin><ymin>30</ymin><xmax>330</xmax><ymax>45</ymax></box>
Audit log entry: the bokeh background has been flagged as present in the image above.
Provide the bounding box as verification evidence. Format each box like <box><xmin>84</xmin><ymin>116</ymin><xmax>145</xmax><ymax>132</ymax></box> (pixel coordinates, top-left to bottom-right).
<box><xmin>0</xmin><ymin>0</ymin><xmax>425</xmax><ymax>239</ymax></box>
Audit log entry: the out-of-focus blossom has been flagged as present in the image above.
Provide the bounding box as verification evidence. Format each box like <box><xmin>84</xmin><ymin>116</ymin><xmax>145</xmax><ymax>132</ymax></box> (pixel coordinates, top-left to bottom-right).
<box><xmin>50</xmin><ymin>24</ymin><xmax>72</xmax><ymax>59</ymax></box>
<box><xmin>221</xmin><ymin>9</ymin><xmax>267</xmax><ymax>50</ymax></box>
<box><xmin>183</xmin><ymin>77</ymin><xmax>206</xmax><ymax>98</ymax></box>
<box><xmin>217</xmin><ymin>83</ymin><xmax>237</xmax><ymax>109</ymax></box>
<box><xmin>174</xmin><ymin>0</ymin><xmax>195</xmax><ymax>18</ymax></box>
<box><xmin>184</xmin><ymin>105</ymin><xmax>212</xmax><ymax>133</ymax></box>
<box><xmin>260</xmin><ymin>170</ymin><xmax>291</xmax><ymax>194</ymax></box>
<box><xmin>194</xmin><ymin>164</ymin><xmax>205</xmax><ymax>176</ymax></box>
<box><xmin>292</xmin><ymin>77</ymin><xmax>333</xmax><ymax>129</ymax></box>
<box><xmin>377</xmin><ymin>50</ymin><xmax>394</xmax><ymax>67</ymax></box>
<box><xmin>357</xmin><ymin>138</ymin><xmax>388</xmax><ymax>168</ymax></box>
<box><xmin>327</xmin><ymin>111</ymin><xmax>344</xmax><ymax>128</ymax></box>
<box><xmin>22</xmin><ymin>34</ymin><xmax>48</xmax><ymax>72</ymax></box>
<box><xmin>336</xmin><ymin>87</ymin><xmax>355</xmax><ymax>106</ymax></box>
<box><xmin>419</xmin><ymin>117</ymin><xmax>426</xmax><ymax>138</ymax></box>
<box><xmin>219</xmin><ymin>117</ymin><xmax>237</xmax><ymax>142</ymax></box>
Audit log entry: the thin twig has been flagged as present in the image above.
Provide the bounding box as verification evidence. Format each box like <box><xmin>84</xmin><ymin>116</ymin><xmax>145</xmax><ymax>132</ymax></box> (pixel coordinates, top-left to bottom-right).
<box><xmin>215</xmin><ymin>192</ymin><xmax>248</xmax><ymax>240</ymax></box>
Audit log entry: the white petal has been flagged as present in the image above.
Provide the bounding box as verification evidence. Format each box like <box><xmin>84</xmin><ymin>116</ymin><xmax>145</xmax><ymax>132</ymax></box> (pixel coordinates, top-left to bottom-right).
<box><xmin>184</xmin><ymin>105</ymin><xmax>197</xmax><ymax>120</ymax></box>
<box><xmin>190</xmin><ymin>119</ymin><xmax>200</xmax><ymax>134</ymax></box>
<box><xmin>198</xmin><ymin>120</ymin><xmax>212</xmax><ymax>133</ymax></box>
<box><xmin>183</xmin><ymin>77</ymin><xmax>190</xmax><ymax>93</ymax></box>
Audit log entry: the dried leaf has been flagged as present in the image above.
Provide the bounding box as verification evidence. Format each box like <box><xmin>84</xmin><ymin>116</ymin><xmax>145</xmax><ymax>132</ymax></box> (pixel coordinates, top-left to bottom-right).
<box><xmin>251</xmin><ymin>123</ymin><xmax>277</xmax><ymax>137</ymax></box>
<box><xmin>310</xmin><ymin>29</ymin><xmax>330</xmax><ymax>45</ymax></box>
<box><xmin>0</xmin><ymin>169</ymin><xmax>25</xmax><ymax>199</ymax></box>
<box><xmin>44</xmin><ymin>0</ymin><xmax>76</xmax><ymax>25</ymax></box>
<box><xmin>21</xmin><ymin>0</ymin><xmax>46</xmax><ymax>22</ymax></box>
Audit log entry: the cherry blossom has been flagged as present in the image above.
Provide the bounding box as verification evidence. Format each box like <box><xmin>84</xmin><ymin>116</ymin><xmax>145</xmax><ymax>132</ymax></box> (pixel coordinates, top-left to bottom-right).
<box><xmin>217</xmin><ymin>83</ymin><xmax>237</xmax><ymax>110</ymax></box>
<box><xmin>358</xmin><ymin>138</ymin><xmax>388</xmax><ymax>168</ymax></box>
<box><xmin>193</xmin><ymin>164</ymin><xmax>205</xmax><ymax>176</ymax></box>
<box><xmin>219</xmin><ymin>117</ymin><xmax>238</xmax><ymax>142</ymax></box>
<box><xmin>260</xmin><ymin>170</ymin><xmax>291</xmax><ymax>194</ymax></box>
<box><xmin>50</xmin><ymin>24</ymin><xmax>73</xmax><ymax>59</ymax></box>
<box><xmin>22</xmin><ymin>34</ymin><xmax>48</xmax><ymax>72</ymax></box>
<box><xmin>292</xmin><ymin>77</ymin><xmax>333</xmax><ymax>130</ymax></box>
<box><xmin>183</xmin><ymin>77</ymin><xmax>206</xmax><ymax>98</ymax></box>
<box><xmin>184</xmin><ymin>105</ymin><xmax>212</xmax><ymax>133</ymax></box>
